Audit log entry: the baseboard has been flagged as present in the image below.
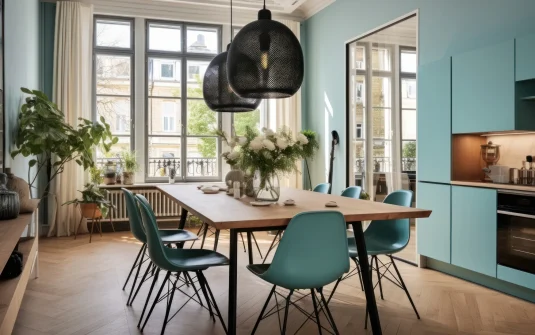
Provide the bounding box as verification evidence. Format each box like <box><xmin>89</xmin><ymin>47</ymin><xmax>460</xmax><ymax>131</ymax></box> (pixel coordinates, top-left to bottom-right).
<box><xmin>427</xmin><ymin>258</ymin><xmax>535</xmax><ymax>303</ymax></box>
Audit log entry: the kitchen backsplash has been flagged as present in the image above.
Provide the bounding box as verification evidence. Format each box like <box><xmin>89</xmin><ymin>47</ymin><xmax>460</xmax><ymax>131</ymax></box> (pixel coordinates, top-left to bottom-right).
<box><xmin>486</xmin><ymin>133</ymin><xmax>535</xmax><ymax>169</ymax></box>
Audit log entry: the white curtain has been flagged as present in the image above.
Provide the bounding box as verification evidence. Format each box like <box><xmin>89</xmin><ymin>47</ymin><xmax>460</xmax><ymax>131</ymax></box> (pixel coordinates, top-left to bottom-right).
<box><xmin>48</xmin><ymin>1</ymin><xmax>94</xmax><ymax>237</ymax></box>
<box><xmin>272</xmin><ymin>19</ymin><xmax>303</xmax><ymax>189</ymax></box>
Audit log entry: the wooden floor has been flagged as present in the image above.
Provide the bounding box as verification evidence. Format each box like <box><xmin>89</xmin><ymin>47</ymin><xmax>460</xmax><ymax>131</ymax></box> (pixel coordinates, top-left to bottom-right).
<box><xmin>13</xmin><ymin>230</ymin><xmax>535</xmax><ymax>335</ymax></box>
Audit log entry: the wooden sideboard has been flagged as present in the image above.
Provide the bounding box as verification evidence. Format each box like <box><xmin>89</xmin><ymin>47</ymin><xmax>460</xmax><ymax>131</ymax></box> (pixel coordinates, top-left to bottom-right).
<box><xmin>0</xmin><ymin>210</ymin><xmax>39</xmax><ymax>335</ymax></box>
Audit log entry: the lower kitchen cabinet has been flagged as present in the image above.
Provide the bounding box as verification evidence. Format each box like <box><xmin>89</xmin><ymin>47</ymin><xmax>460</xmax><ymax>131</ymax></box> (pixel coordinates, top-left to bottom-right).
<box><xmin>451</xmin><ymin>186</ymin><xmax>497</xmax><ymax>277</ymax></box>
<box><xmin>417</xmin><ymin>182</ymin><xmax>451</xmax><ymax>263</ymax></box>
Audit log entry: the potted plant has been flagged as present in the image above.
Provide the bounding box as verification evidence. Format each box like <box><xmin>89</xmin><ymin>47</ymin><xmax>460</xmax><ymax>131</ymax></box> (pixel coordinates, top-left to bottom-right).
<box><xmin>63</xmin><ymin>183</ymin><xmax>114</xmax><ymax>220</ymax></box>
<box><xmin>119</xmin><ymin>151</ymin><xmax>139</xmax><ymax>185</ymax></box>
<box><xmin>104</xmin><ymin>161</ymin><xmax>117</xmax><ymax>185</ymax></box>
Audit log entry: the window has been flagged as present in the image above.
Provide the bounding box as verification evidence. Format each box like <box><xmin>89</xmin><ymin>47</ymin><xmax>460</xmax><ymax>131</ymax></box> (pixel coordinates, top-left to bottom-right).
<box><xmin>401</xmin><ymin>48</ymin><xmax>417</xmax><ymax>172</ymax></box>
<box><xmin>356</xmin><ymin>123</ymin><xmax>363</xmax><ymax>139</ymax></box>
<box><xmin>94</xmin><ymin>17</ymin><xmax>134</xmax><ymax>160</ymax></box>
<box><xmin>147</xmin><ymin>20</ymin><xmax>221</xmax><ymax>181</ymax></box>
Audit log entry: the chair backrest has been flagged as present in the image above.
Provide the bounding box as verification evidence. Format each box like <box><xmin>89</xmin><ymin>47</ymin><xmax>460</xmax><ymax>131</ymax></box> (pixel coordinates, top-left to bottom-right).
<box><xmin>313</xmin><ymin>183</ymin><xmax>330</xmax><ymax>194</ymax></box>
<box><xmin>365</xmin><ymin>190</ymin><xmax>413</xmax><ymax>248</ymax></box>
<box><xmin>122</xmin><ymin>188</ymin><xmax>147</xmax><ymax>243</ymax></box>
<box><xmin>263</xmin><ymin>211</ymin><xmax>349</xmax><ymax>290</ymax></box>
<box><xmin>135</xmin><ymin>194</ymin><xmax>158</xmax><ymax>223</ymax></box>
<box><xmin>341</xmin><ymin>186</ymin><xmax>362</xmax><ymax>199</ymax></box>
<box><xmin>136</xmin><ymin>194</ymin><xmax>173</xmax><ymax>271</ymax></box>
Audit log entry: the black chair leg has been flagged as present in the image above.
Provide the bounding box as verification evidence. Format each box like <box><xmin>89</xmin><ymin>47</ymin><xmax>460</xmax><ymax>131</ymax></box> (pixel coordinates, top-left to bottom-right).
<box><xmin>190</xmin><ymin>223</ymin><xmax>205</xmax><ymax>249</ymax></box>
<box><xmin>138</xmin><ymin>267</ymin><xmax>160</xmax><ymax>328</ymax></box>
<box><xmin>319</xmin><ymin>288</ymin><xmax>339</xmax><ymax>335</ymax></box>
<box><xmin>252</xmin><ymin>285</ymin><xmax>276</xmax><ymax>335</ymax></box>
<box><xmin>161</xmin><ymin>274</ymin><xmax>179</xmax><ymax>335</ymax></box>
<box><xmin>262</xmin><ymin>231</ymin><xmax>280</xmax><ymax>264</ymax></box>
<box><xmin>251</xmin><ymin>232</ymin><xmax>264</xmax><ymax>259</ymax></box>
<box><xmin>199</xmin><ymin>223</ymin><xmax>209</xmax><ymax>249</ymax></box>
<box><xmin>141</xmin><ymin>271</ymin><xmax>171</xmax><ymax>332</ymax></box>
<box><xmin>123</xmin><ymin>243</ymin><xmax>145</xmax><ymax>290</ymax></box>
<box><xmin>213</xmin><ymin>229</ymin><xmax>220</xmax><ymax>251</ymax></box>
<box><xmin>239</xmin><ymin>232</ymin><xmax>247</xmax><ymax>252</ymax></box>
<box><xmin>281</xmin><ymin>290</ymin><xmax>294</xmax><ymax>335</ymax></box>
<box><xmin>197</xmin><ymin>271</ymin><xmax>214</xmax><ymax>320</ymax></box>
<box><xmin>352</xmin><ymin>257</ymin><xmax>364</xmax><ymax>291</ymax></box>
<box><xmin>199</xmin><ymin>271</ymin><xmax>228</xmax><ymax>334</ymax></box>
<box><xmin>390</xmin><ymin>255</ymin><xmax>420</xmax><ymax>319</ymax></box>
<box><xmin>374</xmin><ymin>256</ymin><xmax>384</xmax><ymax>300</ymax></box>
<box><xmin>129</xmin><ymin>261</ymin><xmax>153</xmax><ymax>306</ymax></box>
<box><xmin>327</xmin><ymin>277</ymin><xmax>342</xmax><ymax>304</ymax></box>
<box><xmin>311</xmin><ymin>289</ymin><xmax>322</xmax><ymax>335</ymax></box>
<box><xmin>127</xmin><ymin>244</ymin><xmax>147</xmax><ymax>306</ymax></box>
<box><xmin>184</xmin><ymin>272</ymin><xmax>203</xmax><ymax>307</ymax></box>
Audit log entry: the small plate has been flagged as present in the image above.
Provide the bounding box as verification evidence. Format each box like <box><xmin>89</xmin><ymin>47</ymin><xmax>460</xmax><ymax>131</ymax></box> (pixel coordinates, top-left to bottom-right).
<box><xmin>251</xmin><ymin>201</ymin><xmax>274</xmax><ymax>207</ymax></box>
<box><xmin>284</xmin><ymin>199</ymin><xmax>296</xmax><ymax>206</ymax></box>
<box><xmin>201</xmin><ymin>186</ymin><xmax>219</xmax><ymax>194</ymax></box>
<box><xmin>325</xmin><ymin>201</ymin><xmax>338</xmax><ymax>208</ymax></box>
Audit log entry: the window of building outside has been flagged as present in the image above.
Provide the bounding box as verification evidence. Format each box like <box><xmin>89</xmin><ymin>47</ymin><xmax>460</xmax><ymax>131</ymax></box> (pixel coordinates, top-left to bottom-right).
<box><xmin>401</xmin><ymin>48</ymin><xmax>417</xmax><ymax>173</ymax></box>
<box><xmin>94</xmin><ymin>17</ymin><xmax>134</xmax><ymax>167</ymax></box>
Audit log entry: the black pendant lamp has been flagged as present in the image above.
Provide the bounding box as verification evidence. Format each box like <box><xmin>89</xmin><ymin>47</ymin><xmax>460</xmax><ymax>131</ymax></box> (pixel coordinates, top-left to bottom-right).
<box><xmin>226</xmin><ymin>0</ymin><xmax>304</xmax><ymax>99</ymax></box>
<box><xmin>203</xmin><ymin>0</ymin><xmax>261</xmax><ymax>112</ymax></box>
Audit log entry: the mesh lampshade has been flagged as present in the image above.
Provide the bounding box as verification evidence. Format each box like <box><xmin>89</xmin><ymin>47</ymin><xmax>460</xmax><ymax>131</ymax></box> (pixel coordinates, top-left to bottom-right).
<box><xmin>227</xmin><ymin>9</ymin><xmax>304</xmax><ymax>99</ymax></box>
<box><xmin>203</xmin><ymin>45</ymin><xmax>261</xmax><ymax>112</ymax></box>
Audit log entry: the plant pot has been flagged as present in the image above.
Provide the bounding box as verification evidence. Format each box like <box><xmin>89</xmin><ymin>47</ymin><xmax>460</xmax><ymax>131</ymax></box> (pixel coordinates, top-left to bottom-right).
<box><xmin>123</xmin><ymin>172</ymin><xmax>134</xmax><ymax>185</ymax></box>
<box><xmin>80</xmin><ymin>202</ymin><xmax>102</xmax><ymax>219</ymax></box>
<box><xmin>104</xmin><ymin>173</ymin><xmax>116</xmax><ymax>185</ymax></box>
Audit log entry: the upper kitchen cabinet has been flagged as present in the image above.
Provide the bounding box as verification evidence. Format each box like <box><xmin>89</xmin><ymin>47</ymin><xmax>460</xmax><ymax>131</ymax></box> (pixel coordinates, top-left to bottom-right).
<box><xmin>418</xmin><ymin>58</ymin><xmax>451</xmax><ymax>183</ymax></box>
<box><xmin>452</xmin><ymin>40</ymin><xmax>515</xmax><ymax>133</ymax></box>
<box><xmin>516</xmin><ymin>33</ymin><xmax>535</xmax><ymax>81</ymax></box>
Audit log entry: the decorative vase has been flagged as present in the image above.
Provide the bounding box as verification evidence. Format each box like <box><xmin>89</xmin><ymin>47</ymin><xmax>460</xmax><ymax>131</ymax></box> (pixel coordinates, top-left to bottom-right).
<box><xmin>0</xmin><ymin>173</ymin><xmax>20</xmax><ymax>220</ymax></box>
<box><xmin>225</xmin><ymin>168</ymin><xmax>245</xmax><ymax>190</ymax></box>
<box><xmin>245</xmin><ymin>175</ymin><xmax>256</xmax><ymax>197</ymax></box>
<box><xmin>168</xmin><ymin>167</ymin><xmax>177</xmax><ymax>184</ymax></box>
<box><xmin>254</xmin><ymin>171</ymin><xmax>280</xmax><ymax>202</ymax></box>
<box><xmin>123</xmin><ymin>172</ymin><xmax>134</xmax><ymax>185</ymax></box>
<box><xmin>5</xmin><ymin>168</ymin><xmax>35</xmax><ymax>213</ymax></box>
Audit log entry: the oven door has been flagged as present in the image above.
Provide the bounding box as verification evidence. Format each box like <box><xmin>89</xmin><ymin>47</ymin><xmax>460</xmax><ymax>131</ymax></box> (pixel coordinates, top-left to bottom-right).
<box><xmin>497</xmin><ymin>210</ymin><xmax>535</xmax><ymax>274</ymax></box>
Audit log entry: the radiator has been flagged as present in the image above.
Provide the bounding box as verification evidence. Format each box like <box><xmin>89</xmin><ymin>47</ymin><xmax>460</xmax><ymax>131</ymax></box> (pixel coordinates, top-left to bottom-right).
<box><xmin>107</xmin><ymin>188</ymin><xmax>181</xmax><ymax>221</ymax></box>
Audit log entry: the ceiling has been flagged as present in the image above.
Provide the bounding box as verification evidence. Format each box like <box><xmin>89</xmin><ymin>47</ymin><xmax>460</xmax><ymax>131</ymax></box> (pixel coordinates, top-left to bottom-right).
<box><xmin>153</xmin><ymin>0</ymin><xmax>335</xmax><ymax>18</ymax></box>
<box><xmin>360</xmin><ymin>16</ymin><xmax>418</xmax><ymax>47</ymax></box>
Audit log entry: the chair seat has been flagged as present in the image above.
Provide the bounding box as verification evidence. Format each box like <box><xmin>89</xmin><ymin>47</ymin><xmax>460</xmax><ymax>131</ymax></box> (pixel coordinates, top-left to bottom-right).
<box><xmin>159</xmin><ymin>229</ymin><xmax>198</xmax><ymax>243</ymax></box>
<box><xmin>246</xmin><ymin>264</ymin><xmax>271</xmax><ymax>277</ymax></box>
<box><xmin>163</xmin><ymin>247</ymin><xmax>229</xmax><ymax>271</ymax></box>
<box><xmin>348</xmin><ymin>236</ymin><xmax>406</xmax><ymax>257</ymax></box>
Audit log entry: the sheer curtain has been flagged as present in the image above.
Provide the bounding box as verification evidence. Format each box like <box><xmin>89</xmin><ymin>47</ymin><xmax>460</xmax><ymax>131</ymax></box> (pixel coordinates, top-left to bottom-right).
<box><xmin>271</xmin><ymin>19</ymin><xmax>303</xmax><ymax>189</ymax></box>
<box><xmin>48</xmin><ymin>1</ymin><xmax>94</xmax><ymax>237</ymax></box>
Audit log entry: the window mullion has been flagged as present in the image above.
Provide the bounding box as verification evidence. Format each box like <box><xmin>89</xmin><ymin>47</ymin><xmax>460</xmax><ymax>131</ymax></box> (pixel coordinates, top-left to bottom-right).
<box><xmin>181</xmin><ymin>54</ymin><xmax>187</xmax><ymax>181</ymax></box>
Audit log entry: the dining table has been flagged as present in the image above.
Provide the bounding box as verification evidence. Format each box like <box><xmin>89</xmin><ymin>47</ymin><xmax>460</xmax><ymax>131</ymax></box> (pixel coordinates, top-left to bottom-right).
<box><xmin>157</xmin><ymin>184</ymin><xmax>432</xmax><ymax>335</ymax></box>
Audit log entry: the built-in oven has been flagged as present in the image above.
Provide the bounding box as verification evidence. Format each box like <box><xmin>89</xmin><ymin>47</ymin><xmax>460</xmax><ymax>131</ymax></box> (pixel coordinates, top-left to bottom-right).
<box><xmin>497</xmin><ymin>190</ymin><xmax>535</xmax><ymax>274</ymax></box>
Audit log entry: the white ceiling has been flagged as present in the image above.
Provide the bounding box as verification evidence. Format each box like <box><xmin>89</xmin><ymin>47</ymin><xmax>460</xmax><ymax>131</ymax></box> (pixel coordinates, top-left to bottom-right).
<box><xmin>360</xmin><ymin>16</ymin><xmax>418</xmax><ymax>47</ymax></box>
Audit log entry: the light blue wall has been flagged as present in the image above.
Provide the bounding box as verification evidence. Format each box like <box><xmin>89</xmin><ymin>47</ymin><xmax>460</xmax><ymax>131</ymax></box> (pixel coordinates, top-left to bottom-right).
<box><xmin>4</xmin><ymin>0</ymin><xmax>40</xmax><ymax>178</ymax></box>
<box><xmin>302</xmin><ymin>0</ymin><xmax>535</xmax><ymax>194</ymax></box>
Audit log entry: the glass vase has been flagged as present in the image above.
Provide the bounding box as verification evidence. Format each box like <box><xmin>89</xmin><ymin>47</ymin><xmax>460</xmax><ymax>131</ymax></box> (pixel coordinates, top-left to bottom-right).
<box><xmin>254</xmin><ymin>171</ymin><xmax>280</xmax><ymax>202</ymax></box>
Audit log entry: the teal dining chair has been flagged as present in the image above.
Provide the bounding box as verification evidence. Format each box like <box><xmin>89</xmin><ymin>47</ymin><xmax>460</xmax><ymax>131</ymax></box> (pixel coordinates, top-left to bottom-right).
<box><xmin>121</xmin><ymin>189</ymin><xmax>198</xmax><ymax>307</ymax></box>
<box><xmin>249</xmin><ymin>211</ymin><xmax>349</xmax><ymax>334</ymax></box>
<box><xmin>330</xmin><ymin>190</ymin><xmax>419</xmax><ymax>327</ymax></box>
<box><xmin>136</xmin><ymin>194</ymin><xmax>229</xmax><ymax>335</ymax></box>
<box><xmin>341</xmin><ymin>186</ymin><xmax>362</xmax><ymax>199</ymax></box>
<box><xmin>262</xmin><ymin>182</ymin><xmax>333</xmax><ymax>264</ymax></box>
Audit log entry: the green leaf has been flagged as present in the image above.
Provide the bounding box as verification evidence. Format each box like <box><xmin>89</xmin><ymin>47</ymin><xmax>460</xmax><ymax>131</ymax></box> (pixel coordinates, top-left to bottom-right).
<box><xmin>29</xmin><ymin>159</ymin><xmax>37</xmax><ymax>167</ymax></box>
<box><xmin>21</xmin><ymin>87</ymin><xmax>32</xmax><ymax>94</ymax></box>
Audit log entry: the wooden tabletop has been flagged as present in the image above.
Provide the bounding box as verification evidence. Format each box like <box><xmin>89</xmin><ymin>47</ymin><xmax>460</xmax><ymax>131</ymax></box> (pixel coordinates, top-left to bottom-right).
<box><xmin>157</xmin><ymin>185</ymin><xmax>431</xmax><ymax>230</ymax></box>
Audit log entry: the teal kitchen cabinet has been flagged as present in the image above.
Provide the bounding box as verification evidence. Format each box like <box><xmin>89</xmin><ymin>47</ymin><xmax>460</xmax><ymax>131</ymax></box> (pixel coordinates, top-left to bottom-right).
<box><xmin>498</xmin><ymin>265</ymin><xmax>535</xmax><ymax>291</ymax></box>
<box><xmin>417</xmin><ymin>58</ymin><xmax>451</xmax><ymax>183</ymax></box>
<box><xmin>451</xmin><ymin>186</ymin><xmax>497</xmax><ymax>277</ymax></box>
<box><xmin>516</xmin><ymin>33</ymin><xmax>535</xmax><ymax>81</ymax></box>
<box><xmin>452</xmin><ymin>40</ymin><xmax>515</xmax><ymax>133</ymax></box>
<box><xmin>417</xmin><ymin>182</ymin><xmax>451</xmax><ymax>263</ymax></box>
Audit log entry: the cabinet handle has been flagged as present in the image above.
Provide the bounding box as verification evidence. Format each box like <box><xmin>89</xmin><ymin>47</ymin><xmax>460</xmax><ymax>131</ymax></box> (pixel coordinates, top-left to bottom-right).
<box><xmin>497</xmin><ymin>210</ymin><xmax>535</xmax><ymax>220</ymax></box>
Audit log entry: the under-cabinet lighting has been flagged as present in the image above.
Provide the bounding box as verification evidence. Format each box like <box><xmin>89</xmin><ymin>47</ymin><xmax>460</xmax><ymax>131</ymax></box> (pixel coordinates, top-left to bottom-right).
<box><xmin>480</xmin><ymin>132</ymin><xmax>535</xmax><ymax>137</ymax></box>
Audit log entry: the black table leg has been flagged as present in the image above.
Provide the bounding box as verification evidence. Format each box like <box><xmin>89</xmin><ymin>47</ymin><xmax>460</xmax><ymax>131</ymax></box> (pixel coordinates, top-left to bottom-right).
<box><xmin>228</xmin><ymin>229</ymin><xmax>238</xmax><ymax>335</ymax></box>
<box><xmin>178</xmin><ymin>207</ymin><xmax>189</xmax><ymax>229</ymax></box>
<box><xmin>351</xmin><ymin>221</ymin><xmax>382</xmax><ymax>335</ymax></box>
<box><xmin>247</xmin><ymin>232</ymin><xmax>253</xmax><ymax>265</ymax></box>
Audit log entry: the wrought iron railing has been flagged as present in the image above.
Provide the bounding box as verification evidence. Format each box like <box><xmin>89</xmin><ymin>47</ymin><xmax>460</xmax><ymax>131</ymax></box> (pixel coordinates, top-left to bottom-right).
<box><xmin>96</xmin><ymin>157</ymin><xmax>218</xmax><ymax>178</ymax></box>
<box><xmin>354</xmin><ymin>157</ymin><xmax>416</xmax><ymax>173</ymax></box>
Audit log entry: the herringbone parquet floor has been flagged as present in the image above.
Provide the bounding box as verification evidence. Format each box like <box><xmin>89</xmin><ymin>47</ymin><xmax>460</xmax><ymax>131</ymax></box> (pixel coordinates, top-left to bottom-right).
<box><xmin>12</xmin><ymin>230</ymin><xmax>535</xmax><ymax>335</ymax></box>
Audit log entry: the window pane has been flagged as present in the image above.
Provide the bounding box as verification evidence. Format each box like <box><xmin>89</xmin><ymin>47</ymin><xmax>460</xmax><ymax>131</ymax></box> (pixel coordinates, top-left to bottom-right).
<box><xmin>401</xmin><ymin>50</ymin><xmax>417</xmax><ymax>73</ymax></box>
<box><xmin>401</xmin><ymin>78</ymin><xmax>417</xmax><ymax>109</ymax></box>
<box><xmin>371</xmin><ymin>77</ymin><xmax>391</xmax><ymax>107</ymax></box>
<box><xmin>402</xmin><ymin>141</ymin><xmax>416</xmax><ymax>171</ymax></box>
<box><xmin>187</xmin><ymin>100</ymin><xmax>217</xmax><ymax>135</ymax></box>
<box><xmin>372</xmin><ymin>46</ymin><xmax>391</xmax><ymax>71</ymax></box>
<box><xmin>96</xmin><ymin>19</ymin><xmax>131</xmax><ymax>48</ymax></box>
<box><xmin>187</xmin><ymin>60</ymin><xmax>209</xmax><ymax>98</ymax></box>
<box><xmin>96</xmin><ymin>96</ymin><xmax>131</xmax><ymax>135</ymax></box>
<box><xmin>148</xmin><ymin>58</ymin><xmax>181</xmax><ymax>97</ymax></box>
<box><xmin>353</xmin><ymin>45</ymin><xmax>365</xmax><ymax>70</ymax></box>
<box><xmin>186</xmin><ymin>137</ymin><xmax>218</xmax><ymax>177</ymax></box>
<box><xmin>148</xmin><ymin>137</ymin><xmax>182</xmax><ymax>177</ymax></box>
<box><xmin>187</xmin><ymin>26</ymin><xmax>219</xmax><ymax>54</ymax></box>
<box><xmin>373</xmin><ymin>139</ymin><xmax>392</xmax><ymax>173</ymax></box>
<box><xmin>96</xmin><ymin>55</ymin><xmax>131</xmax><ymax>95</ymax></box>
<box><xmin>353</xmin><ymin>141</ymin><xmax>365</xmax><ymax>187</ymax></box>
<box><xmin>149</xmin><ymin>23</ymin><xmax>181</xmax><ymax>52</ymax></box>
<box><xmin>148</xmin><ymin>98</ymin><xmax>181</xmax><ymax>135</ymax></box>
<box><xmin>96</xmin><ymin>136</ymin><xmax>130</xmax><ymax>160</ymax></box>
<box><xmin>234</xmin><ymin>110</ymin><xmax>260</xmax><ymax>136</ymax></box>
<box><xmin>402</xmin><ymin>109</ymin><xmax>417</xmax><ymax>140</ymax></box>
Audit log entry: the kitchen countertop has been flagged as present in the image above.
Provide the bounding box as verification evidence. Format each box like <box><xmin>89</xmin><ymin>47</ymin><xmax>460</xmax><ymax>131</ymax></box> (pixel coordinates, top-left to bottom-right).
<box><xmin>451</xmin><ymin>180</ymin><xmax>535</xmax><ymax>193</ymax></box>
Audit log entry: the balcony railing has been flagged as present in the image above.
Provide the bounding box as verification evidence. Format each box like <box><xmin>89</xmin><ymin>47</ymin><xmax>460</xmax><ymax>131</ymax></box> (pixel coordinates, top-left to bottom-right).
<box><xmin>96</xmin><ymin>157</ymin><xmax>218</xmax><ymax>178</ymax></box>
<box><xmin>354</xmin><ymin>157</ymin><xmax>416</xmax><ymax>174</ymax></box>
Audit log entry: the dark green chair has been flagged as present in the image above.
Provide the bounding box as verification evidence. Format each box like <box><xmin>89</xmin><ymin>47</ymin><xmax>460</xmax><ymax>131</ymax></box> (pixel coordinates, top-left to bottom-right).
<box><xmin>331</xmin><ymin>190</ymin><xmax>419</xmax><ymax>328</ymax></box>
<box><xmin>136</xmin><ymin>194</ymin><xmax>229</xmax><ymax>335</ymax></box>
<box><xmin>121</xmin><ymin>189</ymin><xmax>197</xmax><ymax>307</ymax></box>
<box><xmin>262</xmin><ymin>182</ymin><xmax>333</xmax><ymax>264</ymax></box>
<box><xmin>248</xmin><ymin>211</ymin><xmax>349</xmax><ymax>334</ymax></box>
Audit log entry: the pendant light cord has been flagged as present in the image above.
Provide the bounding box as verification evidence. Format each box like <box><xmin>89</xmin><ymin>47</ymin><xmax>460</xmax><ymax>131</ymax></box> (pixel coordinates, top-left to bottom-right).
<box><xmin>264</xmin><ymin>0</ymin><xmax>266</xmax><ymax>9</ymax></box>
<box><xmin>230</xmin><ymin>0</ymin><xmax>233</xmax><ymax>42</ymax></box>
